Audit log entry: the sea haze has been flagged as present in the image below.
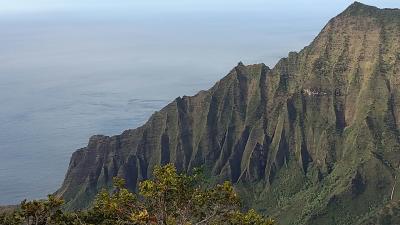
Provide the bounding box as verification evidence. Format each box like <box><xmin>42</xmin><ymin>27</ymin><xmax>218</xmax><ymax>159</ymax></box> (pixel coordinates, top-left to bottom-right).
<box><xmin>0</xmin><ymin>0</ymin><xmax>397</xmax><ymax>205</ymax></box>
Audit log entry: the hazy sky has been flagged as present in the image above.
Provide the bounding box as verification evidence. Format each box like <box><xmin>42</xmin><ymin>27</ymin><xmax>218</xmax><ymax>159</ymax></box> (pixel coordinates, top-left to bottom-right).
<box><xmin>0</xmin><ymin>0</ymin><xmax>398</xmax><ymax>15</ymax></box>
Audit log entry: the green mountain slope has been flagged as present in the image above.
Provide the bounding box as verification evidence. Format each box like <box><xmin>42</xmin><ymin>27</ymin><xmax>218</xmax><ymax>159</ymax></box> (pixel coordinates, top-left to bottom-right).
<box><xmin>57</xmin><ymin>2</ymin><xmax>400</xmax><ymax>224</ymax></box>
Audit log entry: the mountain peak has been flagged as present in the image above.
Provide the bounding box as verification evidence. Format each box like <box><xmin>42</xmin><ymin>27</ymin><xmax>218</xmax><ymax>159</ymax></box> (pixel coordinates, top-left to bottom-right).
<box><xmin>350</xmin><ymin>1</ymin><xmax>369</xmax><ymax>8</ymax></box>
<box><xmin>342</xmin><ymin>1</ymin><xmax>379</xmax><ymax>16</ymax></box>
<box><xmin>237</xmin><ymin>61</ymin><xmax>245</xmax><ymax>67</ymax></box>
<box><xmin>341</xmin><ymin>1</ymin><xmax>400</xmax><ymax>17</ymax></box>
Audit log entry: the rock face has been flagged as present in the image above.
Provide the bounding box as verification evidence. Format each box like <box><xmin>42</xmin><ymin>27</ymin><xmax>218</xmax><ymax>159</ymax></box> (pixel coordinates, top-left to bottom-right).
<box><xmin>57</xmin><ymin>2</ymin><xmax>400</xmax><ymax>224</ymax></box>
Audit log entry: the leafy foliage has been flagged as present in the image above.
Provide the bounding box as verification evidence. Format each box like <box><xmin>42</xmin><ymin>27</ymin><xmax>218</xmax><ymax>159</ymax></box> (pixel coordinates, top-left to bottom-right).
<box><xmin>0</xmin><ymin>195</ymin><xmax>67</xmax><ymax>225</ymax></box>
<box><xmin>0</xmin><ymin>164</ymin><xmax>275</xmax><ymax>225</ymax></box>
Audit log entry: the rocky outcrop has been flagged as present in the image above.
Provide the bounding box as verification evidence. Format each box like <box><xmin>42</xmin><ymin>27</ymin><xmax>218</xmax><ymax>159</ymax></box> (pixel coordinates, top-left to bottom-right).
<box><xmin>57</xmin><ymin>2</ymin><xmax>400</xmax><ymax>224</ymax></box>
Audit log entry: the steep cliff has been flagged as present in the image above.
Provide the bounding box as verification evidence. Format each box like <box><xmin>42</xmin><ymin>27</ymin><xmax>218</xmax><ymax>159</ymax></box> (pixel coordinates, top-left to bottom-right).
<box><xmin>57</xmin><ymin>2</ymin><xmax>400</xmax><ymax>224</ymax></box>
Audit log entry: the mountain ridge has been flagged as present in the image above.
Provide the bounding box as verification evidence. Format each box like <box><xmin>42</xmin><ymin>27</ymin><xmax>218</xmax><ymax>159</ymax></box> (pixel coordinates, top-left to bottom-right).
<box><xmin>57</xmin><ymin>2</ymin><xmax>400</xmax><ymax>224</ymax></box>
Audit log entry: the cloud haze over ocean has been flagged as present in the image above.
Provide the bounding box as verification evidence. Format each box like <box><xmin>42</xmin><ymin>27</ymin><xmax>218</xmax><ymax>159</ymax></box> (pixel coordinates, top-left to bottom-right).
<box><xmin>0</xmin><ymin>0</ymin><xmax>399</xmax><ymax>15</ymax></box>
<box><xmin>0</xmin><ymin>0</ymin><xmax>397</xmax><ymax>204</ymax></box>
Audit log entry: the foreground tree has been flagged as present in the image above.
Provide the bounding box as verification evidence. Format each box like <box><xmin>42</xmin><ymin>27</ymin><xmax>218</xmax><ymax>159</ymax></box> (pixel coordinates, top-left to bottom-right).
<box><xmin>0</xmin><ymin>164</ymin><xmax>275</xmax><ymax>225</ymax></box>
<box><xmin>89</xmin><ymin>164</ymin><xmax>275</xmax><ymax>225</ymax></box>
<box><xmin>138</xmin><ymin>165</ymin><xmax>244</xmax><ymax>224</ymax></box>
<box><xmin>0</xmin><ymin>195</ymin><xmax>66</xmax><ymax>225</ymax></box>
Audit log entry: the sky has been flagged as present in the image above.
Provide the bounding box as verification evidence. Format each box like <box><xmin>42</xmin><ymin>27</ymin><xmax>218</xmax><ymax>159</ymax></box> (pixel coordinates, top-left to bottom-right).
<box><xmin>0</xmin><ymin>0</ymin><xmax>398</xmax><ymax>15</ymax></box>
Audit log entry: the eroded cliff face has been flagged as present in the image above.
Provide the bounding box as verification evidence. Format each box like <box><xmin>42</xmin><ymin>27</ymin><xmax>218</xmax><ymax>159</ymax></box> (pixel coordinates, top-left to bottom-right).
<box><xmin>57</xmin><ymin>2</ymin><xmax>400</xmax><ymax>224</ymax></box>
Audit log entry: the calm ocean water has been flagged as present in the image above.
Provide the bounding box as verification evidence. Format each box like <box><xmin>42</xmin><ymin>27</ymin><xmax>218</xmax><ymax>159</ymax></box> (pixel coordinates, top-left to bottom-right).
<box><xmin>0</xmin><ymin>0</ymin><xmax>396</xmax><ymax>205</ymax></box>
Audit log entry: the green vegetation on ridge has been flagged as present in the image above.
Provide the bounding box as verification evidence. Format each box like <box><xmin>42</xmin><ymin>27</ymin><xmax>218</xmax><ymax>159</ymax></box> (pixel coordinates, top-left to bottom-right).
<box><xmin>0</xmin><ymin>164</ymin><xmax>274</xmax><ymax>225</ymax></box>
